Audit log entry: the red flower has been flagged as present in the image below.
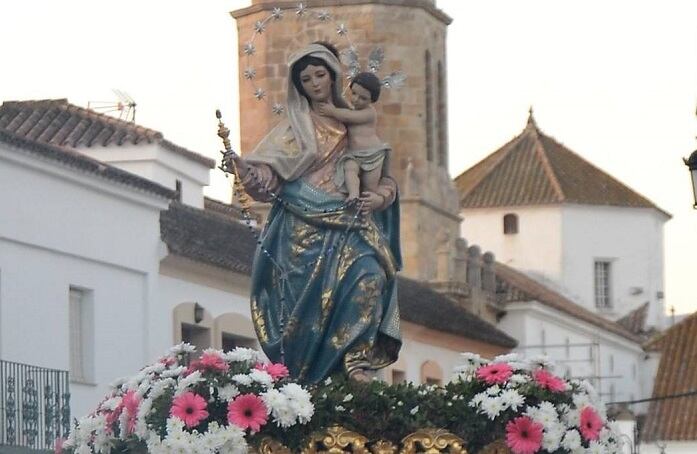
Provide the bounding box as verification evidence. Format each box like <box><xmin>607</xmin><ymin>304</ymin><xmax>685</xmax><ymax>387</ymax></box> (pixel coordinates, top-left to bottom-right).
<box><xmin>476</xmin><ymin>363</ymin><xmax>513</xmax><ymax>385</ymax></box>
<box><xmin>54</xmin><ymin>437</ymin><xmax>65</xmax><ymax>454</ymax></box>
<box><xmin>227</xmin><ymin>393</ymin><xmax>268</xmax><ymax>432</ymax></box>
<box><xmin>579</xmin><ymin>406</ymin><xmax>604</xmax><ymax>441</ymax></box>
<box><xmin>187</xmin><ymin>352</ymin><xmax>229</xmax><ymax>375</ymax></box>
<box><xmin>505</xmin><ymin>416</ymin><xmax>543</xmax><ymax>454</ymax></box>
<box><xmin>158</xmin><ymin>356</ymin><xmax>177</xmax><ymax>367</ymax></box>
<box><xmin>255</xmin><ymin>362</ymin><xmax>289</xmax><ymax>381</ymax></box>
<box><xmin>170</xmin><ymin>392</ymin><xmax>209</xmax><ymax>428</ymax></box>
<box><xmin>532</xmin><ymin>369</ymin><xmax>567</xmax><ymax>393</ymax></box>
<box><xmin>121</xmin><ymin>390</ymin><xmax>141</xmax><ymax>435</ymax></box>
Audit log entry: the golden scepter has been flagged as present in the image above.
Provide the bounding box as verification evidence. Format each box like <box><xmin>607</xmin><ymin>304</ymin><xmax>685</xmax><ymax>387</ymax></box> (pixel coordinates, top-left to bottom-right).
<box><xmin>216</xmin><ymin>110</ymin><xmax>252</xmax><ymax>211</ymax></box>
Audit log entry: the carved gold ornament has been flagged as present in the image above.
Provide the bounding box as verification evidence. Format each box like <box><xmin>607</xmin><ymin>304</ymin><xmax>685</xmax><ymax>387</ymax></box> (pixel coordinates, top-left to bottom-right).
<box><xmin>399</xmin><ymin>429</ymin><xmax>468</xmax><ymax>454</ymax></box>
<box><xmin>302</xmin><ymin>426</ymin><xmax>369</xmax><ymax>454</ymax></box>
<box><xmin>252</xmin><ymin>428</ymin><xmax>508</xmax><ymax>453</ymax></box>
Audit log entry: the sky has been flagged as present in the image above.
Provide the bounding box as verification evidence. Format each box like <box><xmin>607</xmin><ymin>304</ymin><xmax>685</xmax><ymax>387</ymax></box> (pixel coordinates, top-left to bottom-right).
<box><xmin>1</xmin><ymin>0</ymin><xmax>696</xmax><ymax>314</ymax></box>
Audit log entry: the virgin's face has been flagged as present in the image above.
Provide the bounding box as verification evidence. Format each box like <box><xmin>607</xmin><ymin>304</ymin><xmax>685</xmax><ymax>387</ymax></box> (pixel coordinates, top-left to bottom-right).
<box><xmin>299</xmin><ymin>64</ymin><xmax>333</xmax><ymax>103</ymax></box>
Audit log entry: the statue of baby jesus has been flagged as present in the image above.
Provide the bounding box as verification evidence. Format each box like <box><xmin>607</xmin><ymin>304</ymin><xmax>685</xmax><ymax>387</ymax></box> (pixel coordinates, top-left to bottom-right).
<box><xmin>318</xmin><ymin>72</ymin><xmax>390</xmax><ymax>204</ymax></box>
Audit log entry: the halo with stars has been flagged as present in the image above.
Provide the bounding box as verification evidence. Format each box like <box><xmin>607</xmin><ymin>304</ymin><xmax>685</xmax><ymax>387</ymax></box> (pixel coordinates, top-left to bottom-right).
<box><xmin>241</xmin><ymin>3</ymin><xmax>406</xmax><ymax>116</ymax></box>
<box><xmin>241</xmin><ymin>3</ymin><xmax>356</xmax><ymax>116</ymax></box>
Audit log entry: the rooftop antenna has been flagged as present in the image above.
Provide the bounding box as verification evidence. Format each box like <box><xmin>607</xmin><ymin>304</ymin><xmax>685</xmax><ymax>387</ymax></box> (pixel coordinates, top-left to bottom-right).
<box><xmin>88</xmin><ymin>89</ymin><xmax>137</xmax><ymax>122</ymax></box>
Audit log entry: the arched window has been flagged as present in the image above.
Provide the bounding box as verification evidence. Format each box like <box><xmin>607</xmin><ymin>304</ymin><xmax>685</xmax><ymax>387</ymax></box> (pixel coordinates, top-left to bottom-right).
<box><xmin>503</xmin><ymin>213</ymin><xmax>518</xmax><ymax>234</ymax></box>
<box><xmin>424</xmin><ymin>50</ymin><xmax>433</xmax><ymax>162</ymax></box>
<box><xmin>437</xmin><ymin>61</ymin><xmax>447</xmax><ymax>167</ymax></box>
<box><xmin>214</xmin><ymin>313</ymin><xmax>258</xmax><ymax>351</ymax></box>
<box><xmin>420</xmin><ymin>360</ymin><xmax>443</xmax><ymax>386</ymax></box>
<box><xmin>173</xmin><ymin>302</ymin><xmax>213</xmax><ymax>352</ymax></box>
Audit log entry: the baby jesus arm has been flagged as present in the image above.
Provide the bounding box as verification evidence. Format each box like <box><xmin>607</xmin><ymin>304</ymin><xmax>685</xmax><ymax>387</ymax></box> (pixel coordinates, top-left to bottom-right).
<box><xmin>317</xmin><ymin>102</ymin><xmax>375</xmax><ymax>125</ymax></box>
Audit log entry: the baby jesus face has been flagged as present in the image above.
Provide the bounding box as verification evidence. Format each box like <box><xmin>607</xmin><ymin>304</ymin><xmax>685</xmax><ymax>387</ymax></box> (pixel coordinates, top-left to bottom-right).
<box><xmin>350</xmin><ymin>83</ymin><xmax>373</xmax><ymax>110</ymax></box>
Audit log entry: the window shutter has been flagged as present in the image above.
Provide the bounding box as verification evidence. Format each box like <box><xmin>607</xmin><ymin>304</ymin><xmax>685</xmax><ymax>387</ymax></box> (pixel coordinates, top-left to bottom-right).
<box><xmin>69</xmin><ymin>288</ymin><xmax>85</xmax><ymax>382</ymax></box>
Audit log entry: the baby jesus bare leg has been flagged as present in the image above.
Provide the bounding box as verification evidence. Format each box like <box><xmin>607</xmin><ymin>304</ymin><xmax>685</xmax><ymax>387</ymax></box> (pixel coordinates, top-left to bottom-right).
<box><xmin>343</xmin><ymin>159</ymin><xmax>361</xmax><ymax>201</ymax></box>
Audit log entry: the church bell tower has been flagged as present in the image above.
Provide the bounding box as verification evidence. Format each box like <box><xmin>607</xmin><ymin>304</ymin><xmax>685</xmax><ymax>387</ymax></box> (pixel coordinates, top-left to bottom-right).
<box><xmin>231</xmin><ymin>0</ymin><xmax>463</xmax><ymax>284</ymax></box>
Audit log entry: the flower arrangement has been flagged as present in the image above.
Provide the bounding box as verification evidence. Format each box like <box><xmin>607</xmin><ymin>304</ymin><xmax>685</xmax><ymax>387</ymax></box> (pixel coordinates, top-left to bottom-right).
<box><xmin>448</xmin><ymin>353</ymin><xmax>624</xmax><ymax>453</ymax></box>
<box><xmin>58</xmin><ymin>349</ymin><xmax>624</xmax><ymax>454</ymax></box>
<box><xmin>58</xmin><ymin>344</ymin><xmax>313</xmax><ymax>454</ymax></box>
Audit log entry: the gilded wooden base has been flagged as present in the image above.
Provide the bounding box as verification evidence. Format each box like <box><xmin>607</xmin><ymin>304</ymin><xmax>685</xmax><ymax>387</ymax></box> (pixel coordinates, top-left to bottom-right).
<box><xmin>254</xmin><ymin>426</ymin><xmax>511</xmax><ymax>454</ymax></box>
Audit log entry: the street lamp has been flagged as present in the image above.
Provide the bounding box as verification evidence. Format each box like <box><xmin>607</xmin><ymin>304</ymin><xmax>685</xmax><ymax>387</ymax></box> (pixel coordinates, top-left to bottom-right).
<box><xmin>685</xmin><ymin>149</ymin><xmax>697</xmax><ymax>208</ymax></box>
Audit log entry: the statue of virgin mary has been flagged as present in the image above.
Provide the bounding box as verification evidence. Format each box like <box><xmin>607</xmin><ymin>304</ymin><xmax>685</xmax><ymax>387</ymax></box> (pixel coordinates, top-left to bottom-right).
<box><xmin>228</xmin><ymin>43</ymin><xmax>401</xmax><ymax>383</ymax></box>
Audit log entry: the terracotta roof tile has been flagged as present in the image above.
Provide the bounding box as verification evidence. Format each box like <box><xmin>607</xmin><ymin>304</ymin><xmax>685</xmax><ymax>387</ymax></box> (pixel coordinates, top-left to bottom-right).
<box><xmin>455</xmin><ymin>113</ymin><xmax>670</xmax><ymax>217</ymax></box>
<box><xmin>203</xmin><ymin>197</ymin><xmax>258</xmax><ymax>223</ymax></box>
<box><xmin>616</xmin><ymin>302</ymin><xmax>652</xmax><ymax>338</ymax></box>
<box><xmin>0</xmin><ymin>99</ymin><xmax>215</xmax><ymax>168</ymax></box>
<box><xmin>642</xmin><ymin>312</ymin><xmax>697</xmax><ymax>441</ymax></box>
<box><xmin>160</xmin><ymin>202</ymin><xmax>256</xmax><ymax>275</ymax></box>
<box><xmin>159</xmin><ymin>203</ymin><xmax>516</xmax><ymax>348</ymax></box>
<box><xmin>495</xmin><ymin>262</ymin><xmax>642</xmax><ymax>344</ymax></box>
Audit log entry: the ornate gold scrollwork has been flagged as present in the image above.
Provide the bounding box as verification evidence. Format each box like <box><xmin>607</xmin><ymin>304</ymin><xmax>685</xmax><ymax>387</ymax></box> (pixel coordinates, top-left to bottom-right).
<box><xmin>301</xmin><ymin>426</ymin><xmax>370</xmax><ymax>454</ymax></box>
<box><xmin>370</xmin><ymin>440</ymin><xmax>398</xmax><ymax>454</ymax></box>
<box><xmin>478</xmin><ymin>440</ymin><xmax>510</xmax><ymax>454</ymax></box>
<box><xmin>256</xmin><ymin>437</ymin><xmax>293</xmax><ymax>454</ymax></box>
<box><xmin>399</xmin><ymin>429</ymin><xmax>468</xmax><ymax>454</ymax></box>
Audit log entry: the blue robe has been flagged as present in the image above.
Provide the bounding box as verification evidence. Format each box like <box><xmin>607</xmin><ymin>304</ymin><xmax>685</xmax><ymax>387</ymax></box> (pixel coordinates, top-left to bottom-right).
<box><xmin>250</xmin><ymin>179</ymin><xmax>402</xmax><ymax>383</ymax></box>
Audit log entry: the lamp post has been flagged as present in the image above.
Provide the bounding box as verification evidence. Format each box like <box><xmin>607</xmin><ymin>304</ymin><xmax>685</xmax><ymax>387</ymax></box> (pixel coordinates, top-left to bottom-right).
<box><xmin>685</xmin><ymin>149</ymin><xmax>697</xmax><ymax>208</ymax></box>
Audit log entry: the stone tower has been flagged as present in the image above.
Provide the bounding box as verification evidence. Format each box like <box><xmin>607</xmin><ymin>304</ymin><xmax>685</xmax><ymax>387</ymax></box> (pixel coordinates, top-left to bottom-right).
<box><xmin>231</xmin><ymin>0</ymin><xmax>462</xmax><ymax>283</ymax></box>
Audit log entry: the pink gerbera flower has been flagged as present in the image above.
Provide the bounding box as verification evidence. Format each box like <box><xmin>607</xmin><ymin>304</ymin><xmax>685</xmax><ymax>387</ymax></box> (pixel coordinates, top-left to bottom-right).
<box><xmin>505</xmin><ymin>416</ymin><xmax>544</xmax><ymax>454</ymax></box>
<box><xmin>159</xmin><ymin>356</ymin><xmax>177</xmax><ymax>367</ymax></box>
<box><xmin>227</xmin><ymin>393</ymin><xmax>268</xmax><ymax>432</ymax></box>
<box><xmin>579</xmin><ymin>406</ymin><xmax>604</xmax><ymax>441</ymax></box>
<box><xmin>170</xmin><ymin>392</ymin><xmax>209</xmax><ymax>428</ymax></box>
<box><xmin>476</xmin><ymin>363</ymin><xmax>513</xmax><ymax>385</ymax></box>
<box><xmin>532</xmin><ymin>369</ymin><xmax>567</xmax><ymax>393</ymax></box>
<box><xmin>121</xmin><ymin>390</ymin><xmax>141</xmax><ymax>435</ymax></box>
<box><xmin>187</xmin><ymin>352</ymin><xmax>229</xmax><ymax>375</ymax></box>
<box><xmin>255</xmin><ymin>362</ymin><xmax>289</xmax><ymax>381</ymax></box>
<box><xmin>54</xmin><ymin>437</ymin><xmax>65</xmax><ymax>454</ymax></box>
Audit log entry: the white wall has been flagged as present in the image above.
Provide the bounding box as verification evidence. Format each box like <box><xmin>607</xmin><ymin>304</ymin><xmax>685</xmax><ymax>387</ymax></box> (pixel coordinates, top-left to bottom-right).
<box><xmin>561</xmin><ymin>205</ymin><xmax>667</xmax><ymax>327</ymax></box>
<box><xmin>460</xmin><ymin>205</ymin><xmax>564</xmax><ymax>282</ymax></box>
<box><xmin>460</xmin><ymin>203</ymin><xmax>667</xmax><ymax>327</ymax></box>
<box><xmin>498</xmin><ymin>301</ymin><xmax>646</xmax><ymax>404</ymax></box>
<box><xmin>76</xmin><ymin>143</ymin><xmax>211</xmax><ymax>209</ymax></box>
<box><xmin>154</xmin><ymin>258</ymin><xmax>253</xmax><ymax>359</ymax></box>
<box><xmin>0</xmin><ymin>143</ymin><xmax>169</xmax><ymax>418</ymax></box>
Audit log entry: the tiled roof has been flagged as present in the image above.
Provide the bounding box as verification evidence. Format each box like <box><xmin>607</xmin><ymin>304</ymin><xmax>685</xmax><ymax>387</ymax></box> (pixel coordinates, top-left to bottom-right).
<box><xmin>0</xmin><ymin>99</ymin><xmax>215</xmax><ymax>168</ymax></box>
<box><xmin>616</xmin><ymin>302</ymin><xmax>659</xmax><ymax>341</ymax></box>
<box><xmin>642</xmin><ymin>312</ymin><xmax>697</xmax><ymax>441</ymax></box>
<box><xmin>455</xmin><ymin>113</ymin><xmax>669</xmax><ymax>216</ymax></box>
<box><xmin>398</xmin><ymin>276</ymin><xmax>517</xmax><ymax>348</ymax></box>
<box><xmin>160</xmin><ymin>203</ymin><xmax>516</xmax><ymax>348</ymax></box>
<box><xmin>203</xmin><ymin>197</ymin><xmax>249</xmax><ymax>222</ymax></box>
<box><xmin>0</xmin><ymin>127</ymin><xmax>175</xmax><ymax>199</ymax></box>
<box><xmin>495</xmin><ymin>262</ymin><xmax>642</xmax><ymax>344</ymax></box>
<box><xmin>617</xmin><ymin>302</ymin><xmax>650</xmax><ymax>334</ymax></box>
<box><xmin>160</xmin><ymin>202</ymin><xmax>257</xmax><ymax>275</ymax></box>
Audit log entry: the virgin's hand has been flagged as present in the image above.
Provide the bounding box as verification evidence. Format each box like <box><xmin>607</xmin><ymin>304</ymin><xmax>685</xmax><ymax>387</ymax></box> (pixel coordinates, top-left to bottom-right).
<box><xmin>222</xmin><ymin>152</ymin><xmax>248</xmax><ymax>177</ymax></box>
<box><xmin>358</xmin><ymin>191</ymin><xmax>384</xmax><ymax>216</ymax></box>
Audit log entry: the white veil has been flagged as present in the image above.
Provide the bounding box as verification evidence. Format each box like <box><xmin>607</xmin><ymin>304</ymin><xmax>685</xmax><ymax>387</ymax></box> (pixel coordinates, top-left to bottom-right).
<box><xmin>245</xmin><ymin>43</ymin><xmax>347</xmax><ymax>181</ymax></box>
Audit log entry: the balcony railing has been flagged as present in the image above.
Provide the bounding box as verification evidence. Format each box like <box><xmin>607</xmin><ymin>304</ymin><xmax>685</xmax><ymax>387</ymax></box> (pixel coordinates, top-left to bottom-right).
<box><xmin>0</xmin><ymin>359</ymin><xmax>70</xmax><ymax>450</ymax></box>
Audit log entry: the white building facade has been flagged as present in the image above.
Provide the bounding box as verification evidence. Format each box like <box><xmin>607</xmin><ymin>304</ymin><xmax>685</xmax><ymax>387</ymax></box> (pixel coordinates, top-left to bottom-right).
<box><xmin>456</xmin><ymin>114</ymin><xmax>669</xmax><ymax>330</ymax></box>
<box><xmin>454</xmin><ymin>113</ymin><xmax>668</xmax><ymax>409</ymax></box>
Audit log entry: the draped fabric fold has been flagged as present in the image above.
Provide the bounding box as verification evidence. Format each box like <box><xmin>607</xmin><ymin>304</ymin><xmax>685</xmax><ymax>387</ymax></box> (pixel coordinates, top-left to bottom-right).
<box><xmin>250</xmin><ymin>179</ymin><xmax>402</xmax><ymax>383</ymax></box>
